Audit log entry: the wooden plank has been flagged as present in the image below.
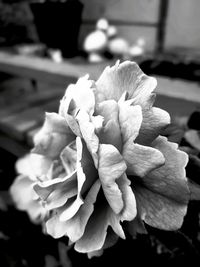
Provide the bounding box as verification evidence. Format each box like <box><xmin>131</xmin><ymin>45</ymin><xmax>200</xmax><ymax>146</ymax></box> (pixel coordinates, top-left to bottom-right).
<box><xmin>0</xmin><ymin>107</ymin><xmax>45</xmax><ymax>141</ymax></box>
<box><xmin>0</xmin><ymin>96</ymin><xmax>60</xmax><ymax>142</ymax></box>
<box><xmin>0</xmin><ymin>85</ymin><xmax>64</xmax><ymax>118</ymax></box>
<box><xmin>0</xmin><ymin>52</ymin><xmax>199</xmax><ymax>104</ymax></box>
<box><xmin>0</xmin><ymin>133</ymin><xmax>29</xmax><ymax>157</ymax></box>
<box><xmin>156</xmin><ymin>94</ymin><xmax>199</xmax><ymax>118</ymax></box>
<box><xmin>0</xmin><ymin>51</ymin><xmax>111</xmax><ymax>85</ymax></box>
<box><xmin>155</xmin><ymin>76</ymin><xmax>200</xmax><ymax>104</ymax></box>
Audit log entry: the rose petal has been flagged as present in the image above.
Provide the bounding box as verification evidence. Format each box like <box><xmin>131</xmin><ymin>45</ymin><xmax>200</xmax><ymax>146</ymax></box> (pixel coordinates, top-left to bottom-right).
<box><xmin>87</xmin><ymin>250</ymin><xmax>103</xmax><ymax>259</ymax></box>
<box><xmin>43</xmin><ymin>187</ymin><xmax>77</xmax><ymax>211</ymax></box>
<box><xmin>76</xmin><ymin>110</ymin><xmax>99</xmax><ymax>167</ymax></box>
<box><xmin>59</xmin><ymin>137</ymin><xmax>86</xmax><ymax>221</ymax></box>
<box><xmin>10</xmin><ymin>175</ymin><xmax>46</xmax><ymax>222</ymax></box>
<box><xmin>59</xmin><ymin>197</ymin><xmax>84</xmax><ymax>222</ymax></box>
<box><xmin>109</xmin><ymin>210</ymin><xmax>125</xmax><ymax>239</ymax></box>
<box><xmin>60</xmin><ymin>143</ymin><xmax>77</xmax><ymax>175</ymax></box>
<box><xmin>123</xmin><ymin>143</ymin><xmax>165</xmax><ymax>177</ymax></box>
<box><xmin>95</xmin><ymin>61</ymin><xmax>157</xmax><ymax>104</ymax></box>
<box><xmin>59</xmin><ymin>84</ymin><xmax>76</xmax><ymax>117</ymax></box>
<box><xmin>99</xmin><ymin>120</ymin><xmax>122</xmax><ymax>152</ymax></box>
<box><xmin>46</xmin><ymin>214</ymin><xmax>68</xmax><ymax>239</ymax></box>
<box><xmin>97</xmin><ymin>100</ymin><xmax>119</xmax><ymax>124</ymax></box>
<box><xmin>65</xmin><ymin>180</ymin><xmax>101</xmax><ymax>241</ymax></box>
<box><xmin>59</xmin><ymin>75</ymin><xmax>95</xmax><ymax>117</ymax></box>
<box><xmin>75</xmin><ymin>206</ymin><xmax>125</xmax><ymax>253</ymax></box>
<box><xmin>161</xmin><ymin>123</ymin><xmax>185</xmax><ymax>144</ymax></box>
<box><xmin>143</xmin><ymin>136</ymin><xmax>189</xmax><ymax>203</ymax></box>
<box><xmin>117</xmin><ymin>174</ymin><xmax>137</xmax><ymax>221</ymax></box>
<box><xmin>135</xmin><ymin>107</ymin><xmax>170</xmax><ymax>145</ymax></box>
<box><xmin>64</xmin><ymin>112</ymin><xmax>82</xmax><ymax>137</ymax></box>
<box><xmin>98</xmin><ymin>144</ymin><xmax>127</xmax><ymax>214</ymax></box>
<box><xmin>88</xmin><ymin>230</ymin><xmax>119</xmax><ymax>258</ymax></box>
<box><xmin>46</xmin><ymin>180</ymin><xmax>101</xmax><ymax>240</ymax></box>
<box><xmin>91</xmin><ymin>115</ymin><xmax>104</xmax><ymax>133</ymax></box>
<box><xmin>32</xmin><ymin>112</ymin><xmax>74</xmax><ymax>158</ymax></box>
<box><xmin>119</xmin><ymin>103</ymin><xmax>143</xmax><ymax>144</ymax></box>
<box><xmin>133</xmin><ymin>185</ymin><xmax>188</xmax><ymax>230</ymax></box>
<box><xmin>74</xmin><ymin>206</ymin><xmax>109</xmax><ymax>253</ymax></box>
<box><xmin>34</xmin><ymin>171</ymin><xmax>77</xmax><ymax>205</ymax></box>
<box><xmin>97</xmin><ymin>100</ymin><xmax>122</xmax><ymax>150</ymax></box>
<box><xmin>127</xmin><ymin>215</ymin><xmax>147</xmax><ymax>237</ymax></box>
<box><xmin>15</xmin><ymin>153</ymin><xmax>52</xmax><ymax>181</ymax></box>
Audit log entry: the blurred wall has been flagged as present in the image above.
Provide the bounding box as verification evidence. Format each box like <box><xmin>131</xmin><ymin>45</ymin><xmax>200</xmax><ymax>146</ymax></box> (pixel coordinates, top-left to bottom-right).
<box><xmin>79</xmin><ymin>0</ymin><xmax>160</xmax><ymax>52</ymax></box>
<box><xmin>165</xmin><ymin>0</ymin><xmax>200</xmax><ymax>50</ymax></box>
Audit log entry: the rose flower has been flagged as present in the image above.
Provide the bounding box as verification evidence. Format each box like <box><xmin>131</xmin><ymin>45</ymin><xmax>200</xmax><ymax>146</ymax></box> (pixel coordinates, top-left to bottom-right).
<box><xmin>10</xmin><ymin>61</ymin><xmax>189</xmax><ymax>256</ymax></box>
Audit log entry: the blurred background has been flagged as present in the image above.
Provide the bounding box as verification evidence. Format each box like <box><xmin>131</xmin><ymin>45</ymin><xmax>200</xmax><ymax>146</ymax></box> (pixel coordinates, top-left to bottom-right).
<box><xmin>0</xmin><ymin>0</ymin><xmax>200</xmax><ymax>266</ymax></box>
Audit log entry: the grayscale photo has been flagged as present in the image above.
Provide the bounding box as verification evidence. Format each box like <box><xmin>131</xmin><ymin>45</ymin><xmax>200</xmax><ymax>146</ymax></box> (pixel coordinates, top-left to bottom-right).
<box><xmin>0</xmin><ymin>0</ymin><xmax>200</xmax><ymax>266</ymax></box>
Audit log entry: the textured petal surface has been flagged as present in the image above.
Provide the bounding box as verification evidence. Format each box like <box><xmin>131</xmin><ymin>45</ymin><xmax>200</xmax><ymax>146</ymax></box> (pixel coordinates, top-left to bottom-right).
<box><xmin>59</xmin><ymin>137</ymin><xmax>86</xmax><ymax>221</ymax></box>
<box><xmin>33</xmin><ymin>113</ymin><xmax>74</xmax><ymax>158</ymax></box>
<box><xmin>117</xmin><ymin>174</ymin><xmax>137</xmax><ymax>221</ymax></box>
<box><xmin>76</xmin><ymin>110</ymin><xmax>99</xmax><ymax>167</ymax></box>
<box><xmin>143</xmin><ymin>136</ymin><xmax>189</xmax><ymax>203</ymax></box>
<box><xmin>119</xmin><ymin>103</ymin><xmax>143</xmax><ymax>144</ymax></box>
<box><xmin>34</xmin><ymin>172</ymin><xmax>77</xmax><ymax>210</ymax></box>
<box><xmin>95</xmin><ymin>61</ymin><xmax>157</xmax><ymax>103</ymax></box>
<box><xmin>96</xmin><ymin>100</ymin><xmax>119</xmax><ymax>124</ymax></box>
<box><xmin>75</xmin><ymin>205</ymin><xmax>125</xmax><ymax>253</ymax></box>
<box><xmin>135</xmin><ymin>107</ymin><xmax>170</xmax><ymax>145</ymax></box>
<box><xmin>10</xmin><ymin>175</ymin><xmax>46</xmax><ymax>222</ymax></box>
<box><xmin>15</xmin><ymin>153</ymin><xmax>52</xmax><ymax>181</ymax></box>
<box><xmin>60</xmin><ymin>143</ymin><xmax>77</xmax><ymax>175</ymax></box>
<box><xmin>97</xmin><ymin>100</ymin><xmax>122</xmax><ymax>151</ymax></box>
<box><xmin>64</xmin><ymin>112</ymin><xmax>82</xmax><ymax>137</ymax></box>
<box><xmin>98</xmin><ymin>144</ymin><xmax>127</xmax><ymax>214</ymax></box>
<box><xmin>133</xmin><ymin>185</ymin><xmax>188</xmax><ymax>230</ymax></box>
<box><xmin>123</xmin><ymin>143</ymin><xmax>165</xmax><ymax>177</ymax></box>
<box><xmin>59</xmin><ymin>75</ymin><xmax>95</xmax><ymax>117</ymax></box>
<box><xmin>46</xmin><ymin>179</ymin><xmax>101</xmax><ymax>240</ymax></box>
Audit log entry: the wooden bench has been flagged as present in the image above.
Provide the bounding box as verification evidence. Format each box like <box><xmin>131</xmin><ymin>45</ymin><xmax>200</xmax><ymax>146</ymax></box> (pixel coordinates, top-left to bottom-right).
<box><xmin>0</xmin><ymin>51</ymin><xmax>200</xmax><ymax>157</ymax></box>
